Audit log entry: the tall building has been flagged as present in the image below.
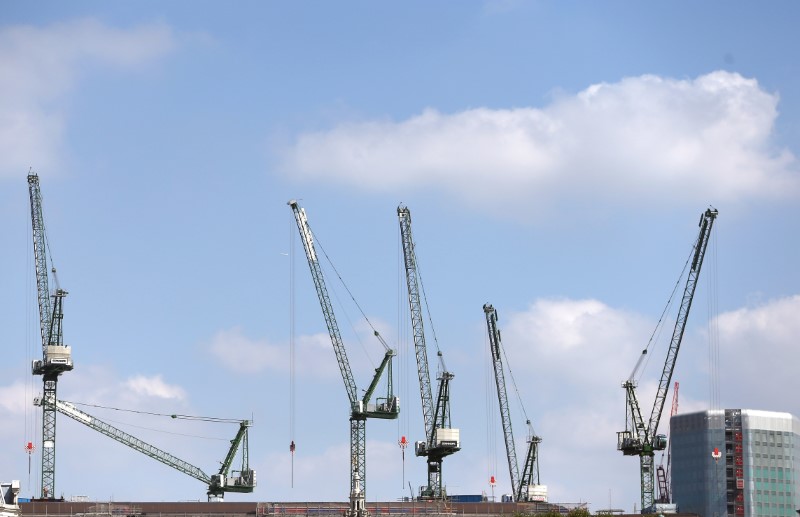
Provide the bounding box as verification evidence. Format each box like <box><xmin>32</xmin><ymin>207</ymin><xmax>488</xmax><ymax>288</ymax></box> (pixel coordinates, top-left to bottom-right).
<box><xmin>671</xmin><ymin>409</ymin><xmax>800</xmax><ymax>517</ymax></box>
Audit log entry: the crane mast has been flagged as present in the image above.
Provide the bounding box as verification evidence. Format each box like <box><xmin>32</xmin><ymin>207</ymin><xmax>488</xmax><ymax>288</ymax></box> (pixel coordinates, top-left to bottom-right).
<box><xmin>288</xmin><ymin>200</ymin><xmax>399</xmax><ymax>517</ymax></box>
<box><xmin>35</xmin><ymin>398</ymin><xmax>254</xmax><ymax>500</ymax></box>
<box><xmin>483</xmin><ymin>304</ymin><xmax>542</xmax><ymax>502</ymax></box>
<box><xmin>28</xmin><ymin>171</ymin><xmax>74</xmax><ymax>499</ymax></box>
<box><xmin>397</xmin><ymin>205</ymin><xmax>459</xmax><ymax>500</ymax></box>
<box><xmin>617</xmin><ymin>208</ymin><xmax>717</xmax><ymax>513</ymax></box>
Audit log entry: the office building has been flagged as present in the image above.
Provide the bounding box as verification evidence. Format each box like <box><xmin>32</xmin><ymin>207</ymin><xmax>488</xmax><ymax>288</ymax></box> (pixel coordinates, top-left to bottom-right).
<box><xmin>671</xmin><ymin>409</ymin><xmax>799</xmax><ymax>516</ymax></box>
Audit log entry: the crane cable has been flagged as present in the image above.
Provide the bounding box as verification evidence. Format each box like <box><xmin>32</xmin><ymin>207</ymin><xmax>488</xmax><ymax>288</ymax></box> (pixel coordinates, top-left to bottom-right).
<box><xmin>62</xmin><ymin>400</ymin><xmax>244</xmax><ymax>423</ymax></box>
<box><xmin>706</xmin><ymin>222</ymin><xmax>721</xmax><ymax>410</ymax></box>
<box><xmin>411</xmin><ymin>244</ymin><xmax>444</xmax><ymax>359</ymax></box>
<box><xmin>25</xmin><ymin>210</ymin><xmax>36</xmax><ymax>493</ymax></box>
<box><xmin>629</xmin><ymin>241</ymin><xmax>695</xmax><ymax>384</ymax></box>
<box><xmin>289</xmin><ymin>217</ymin><xmax>296</xmax><ymax>487</ymax></box>
<box><xmin>484</xmin><ymin>327</ymin><xmax>499</xmax><ymax>498</ymax></box>
<box><xmin>498</xmin><ymin>332</ymin><xmax>536</xmax><ymax>438</ymax></box>
<box><xmin>395</xmin><ymin>233</ymin><xmax>411</xmax><ymax>489</ymax></box>
<box><xmin>311</xmin><ymin>227</ymin><xmax>388</xmax><ymax>362</ymax></box>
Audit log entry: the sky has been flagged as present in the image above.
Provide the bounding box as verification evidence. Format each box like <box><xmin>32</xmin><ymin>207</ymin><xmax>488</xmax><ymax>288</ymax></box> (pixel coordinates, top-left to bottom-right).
<box><xmin>1</xmin><ymin>1</ymin><xmax>799</xmax><ymax>513</ymax></box>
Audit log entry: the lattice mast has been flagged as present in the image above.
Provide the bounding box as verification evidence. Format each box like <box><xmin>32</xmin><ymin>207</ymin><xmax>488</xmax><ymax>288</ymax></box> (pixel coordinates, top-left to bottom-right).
<box><xmin>397</xmin><ymin>205</ymin><xmax>460</xmax><ymax>500</ymax></box>
<box><xmin>617</xmin><ymin>208</ymin><xmax>717</xmax><ymax>512</ymax></box>
<box><xmin>28</xmin><ymin>171</ymin><xmax>74</xmax><ymax>499</ymax></box>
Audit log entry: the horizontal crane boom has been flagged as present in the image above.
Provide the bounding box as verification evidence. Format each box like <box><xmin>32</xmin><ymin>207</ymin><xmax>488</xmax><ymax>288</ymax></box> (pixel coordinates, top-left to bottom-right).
<box><xmin>37</xmin><ymin>398</ymin><xmax>255</xmax><ymax>500</ymax></box>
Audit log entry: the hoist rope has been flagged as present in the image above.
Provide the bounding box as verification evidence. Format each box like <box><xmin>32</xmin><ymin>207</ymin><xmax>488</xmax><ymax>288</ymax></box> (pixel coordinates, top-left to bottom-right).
<box><xmin>311</xmin><ymin>228</ymin><xmax>383</xmax><ymax>365</ymax></box>
<box><xmin>631</xmin><ymin>242</ymin><xmax>694</xmax><ymax>384</ymax></box>
<box><xmin>396</xmin><ymin>233</ymin><xmax>411</xmax><ymax>459</ymax></box>
<box><xmin>289</xmin><ymin>217</ymin><xmax>296</xmax><ymax>488</ymax></box>
<box><xmin>706</xmin><ymin>222</ymin><xmax>721</xmax><ymax>410</ymax></box>
<box><xmin>484</xmin><ymin>327</ymin><xmax>499</xmax><ymax>496</ymax></box>
<box><xmin>25</xmin><ymin>211</ymin><xmax>36</xmax><ymax>493</ymax></box>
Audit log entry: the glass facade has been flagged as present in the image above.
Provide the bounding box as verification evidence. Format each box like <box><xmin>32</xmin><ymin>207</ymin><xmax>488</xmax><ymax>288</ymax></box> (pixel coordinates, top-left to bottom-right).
<box><xmin>671</xmin><ymin>409</ymin><xmax>800</xmax><ymax>517</ymax></box>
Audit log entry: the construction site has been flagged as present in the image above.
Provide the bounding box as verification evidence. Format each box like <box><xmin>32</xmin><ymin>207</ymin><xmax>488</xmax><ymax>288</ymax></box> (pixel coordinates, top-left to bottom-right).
<box><xmin>6</xmin><ymin>172</ymin><xmax>720</xmax><ymax>517</ymax></box>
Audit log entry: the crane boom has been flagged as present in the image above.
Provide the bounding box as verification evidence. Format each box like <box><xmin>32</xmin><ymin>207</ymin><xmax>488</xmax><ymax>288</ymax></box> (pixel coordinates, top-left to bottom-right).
<box><xmin>288</xmin><ymin>200</ymin><xmax>398</xmax><ymax>517</ymax></box>
<box><xmin>483</xmin><ymin>304</ymin><xmax>520</xmax><ymax>499</ymax></box>
<box><xmin>648</xmin><ymin>211</ymin><xmax>716</xmax><ymax>436</ymax></box>
<box><xmin>28</xmin><ymin>173</ymin><xmax>53</xmax><ymax>355</ymax></box>
<box><xmin>289</xmin><ymin>201</ymin><xmax>358</xmax><ymax>405</ymax></box>
<box><xmin>397</xmin><ymin>206</ymin><xmax>435</xmax><ymax>440</ymax></box>
<box><xmin>28</xmin><ymin>171</ymin><xmax>74</xmax><ymax>499</ymax></box>
<box><xmin>617</xmin><ymin>208</ymin><xmax>717</xmax><ymax>512</ymax></box>
<box><xmin>483</xmin><ymin>304</ymin><xmax>542</xmax><ymax>502</ymax></box>
<box><xmin>397</xmin><ymin>205</ymin><xmax>459</xmax><ymax>500</ymax></box>
<box><xmin>36</xmin><ymin>398</ymin><xmax>254</xmax><ymax>500</ymax></box>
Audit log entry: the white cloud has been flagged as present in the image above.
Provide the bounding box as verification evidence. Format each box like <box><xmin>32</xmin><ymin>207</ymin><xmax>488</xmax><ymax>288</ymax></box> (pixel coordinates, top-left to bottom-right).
<box><xmin>279</xmin><ymin>71</ymin><xmax>798</xmax><ymax>214</ymax></box>
<box><xmin>206</xmin><ymin>326</ymin><xmax>340</xmax><ymax>378</ymax></box>
<box><xmin>500</xmin><ymin>298</ymin><xmax>652</xmax><ymax>390</ymax></box>
<box><xmin>461</xmin><ymin>295</ymin><xmax>800</xmax><ymax>509</ymax></box>
<box><xmin>0</xmin><ymin>381</ymin><xmax>29</xmax><ymax>415</ymax></box>
<box><xmin>714</xmin><ymin>295</ymin><xmax>800</xmax><ymax>413</ymax></box>
<box><xmin>124</xmin><ymin>374</ymin><xmax>187</xmax><ymax>401</ymax></box>
<box><xmin>0</xmin><ymin>18</ymin><xmax>175</xmax><ymax>177</ymax></box>
<box><xmin>469</xmin><ymin>298</ymin><xmax>679</xmax><ymax>507</ymax></box>
<box><xmin>207</xmin><ymin>326</ymin><xmax>286</xmax><ymax>374</ymax></box>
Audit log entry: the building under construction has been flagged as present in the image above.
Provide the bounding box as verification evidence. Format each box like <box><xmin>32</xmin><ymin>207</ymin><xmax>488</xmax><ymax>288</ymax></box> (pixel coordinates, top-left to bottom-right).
<box><xmin>671</xmin><ymin>409</ymin><xmax>800</xmax><ymax>516</ymax></box>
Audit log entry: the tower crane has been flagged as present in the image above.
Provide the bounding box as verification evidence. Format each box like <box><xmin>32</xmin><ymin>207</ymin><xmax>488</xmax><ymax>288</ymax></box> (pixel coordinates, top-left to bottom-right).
<box><xmin>397</xmin><ymin>205</ymin><xmax>460</xmax><ymax>500</ymax></box>
<box><xmin>27</xmin><ymin>171</ymin><xmax>74</xmax><ymax>499</ymax></box>
<box><xmin>33</xmin><ymin>398</ymin><xmax>254</xmax><ymax>500</ymax></box>
<box><xmin>617</xmin><ymin>208</ymin><xmax>717</xmax><ymax>513</ymax></box>
<box><xmin>483</xmin><ymin>304</ymin><xmax>544</xmax><ymax>503</ymax></box>
<box><xmin>288</xmin><ymin>200</ymin><xmax>399</xmax><ymax>517</ymax></box>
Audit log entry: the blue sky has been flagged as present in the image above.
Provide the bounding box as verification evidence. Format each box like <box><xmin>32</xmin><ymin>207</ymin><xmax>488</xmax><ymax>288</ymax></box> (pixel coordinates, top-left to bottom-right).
<box><xmin>1</xmin><ymin>1</ymin><xmax>798</xmax><ymax>512</ymax></box>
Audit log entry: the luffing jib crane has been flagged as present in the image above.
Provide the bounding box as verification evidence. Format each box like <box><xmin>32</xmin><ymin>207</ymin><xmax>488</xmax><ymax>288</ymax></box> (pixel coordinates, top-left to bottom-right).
<box><xmin>617</xmin><ymin>208</ymin><xmax>717</xmax><ymax>513</ymax></box>
<box><xmin>397</xmin><ymin>204</ymin><xmax>460</xmax><ymax>500</ymax></box>
<box><xmin>483</xmin><ymin>304</ymin><xmax>544</xmax><ymax>503</ymax></box>
<box><xmin>28</xmin><ymin>171</ymin><xmax>74</xmax><ymax>499</ymax></box>
<box><xmin>289</xmin><ymin>200</ymin><xmax>399</xmax><ymax>517</ymax></box>
<box><xmin>34</xmin><ymin>398</ymin><xmax>255</xmax><ymax>500</ymax></box>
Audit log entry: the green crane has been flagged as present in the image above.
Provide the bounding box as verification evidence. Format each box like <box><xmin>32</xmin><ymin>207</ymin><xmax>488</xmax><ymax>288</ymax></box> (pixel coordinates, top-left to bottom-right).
<box><xmin>397</xmin><ymin>204</ymin><xmax>460</xmax><ymax>500</ymax></box>
<box><xmin>483</xmin><ymin>304</ymin><xmax>543</xmax><ymax>502</ymax></box>
<box><xmin>617</xmin><ymin>208</ymin><xmax>717</xmax><ymax>513</ymax></box>
<box><xmin>289</xmin><ymin>200</ymin><xmax>399</xmax><ymax>517</ymax></box>
<box><xmin>28</xmin><ymin>171</ymin><xmax>74</xmax><ymax>499</ymax></box>
<box><xmin>36</xmin><ymin>398</ymin><xmax>255</xmax><ymax>500</ymax></box>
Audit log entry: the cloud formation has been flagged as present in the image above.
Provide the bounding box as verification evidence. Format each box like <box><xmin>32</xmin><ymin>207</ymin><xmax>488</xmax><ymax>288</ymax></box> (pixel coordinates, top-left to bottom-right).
<box><xmin>0</xmin><ymin>18</ymin><xmax>175</xmax><ymax>177</ymax></box>
<box><xmin>464</xmin><ymin>294</ymin><xmax>800</xmax><ymax>503</ymax></box>
<box><xmin>124</xmin><ymin>374</ymin><xmax>187</xmax><ymax>401</ymax></box>
<box><xmin>280</xmin><ymin>72</ymin><xmax>798</xmax><ymax>214</ymax></box>
<box><xmin>206</xmin><ymin>326</ymin><xmax>340</xmax><ymax>378</ymax></box>
<box><xmin>714</xmin><ymin>295</ymin><xmax>800</xmax><ymax>411</ymax></box>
